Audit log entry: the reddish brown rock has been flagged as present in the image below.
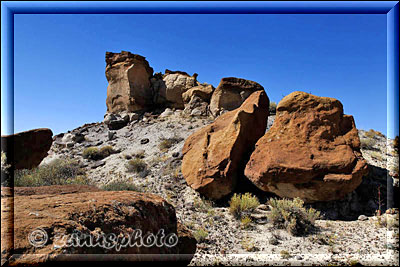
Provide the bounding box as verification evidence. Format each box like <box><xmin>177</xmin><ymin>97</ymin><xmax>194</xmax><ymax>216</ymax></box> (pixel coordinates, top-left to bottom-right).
<box><xmin>105</xmin><ymin>51</ymin><xmax>154</xmax><ymax>113</ymax></box>
<box><xmin>245</xmin><ymin>91</ymin><xmax>368</xmax><ymax>203</ymax></box>
<box><xmin>1</xmin><ymin>128</ymin><xmax>53</xmax><ymax>170</ymax></box>
<box><xmin>209</xmin><ymin>77</ymin><xmax>264</xmax><ymax>116</ymax></box>
<box><xmin>1</xmin><ymin>187</ymin><xmax>196</xmax><ymax>265</ymax></box>
<box><xmin>181</xmin><ymin>90</ymin><xmax>269</xmax><ymax>199</ymax></box>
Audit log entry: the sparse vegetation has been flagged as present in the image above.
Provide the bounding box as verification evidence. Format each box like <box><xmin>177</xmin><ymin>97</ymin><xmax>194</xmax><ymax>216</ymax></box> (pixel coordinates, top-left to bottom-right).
<box><xmin>125</xmin><ymin>158</ymin><xmax>147</xmax><ymax>173</ymax></box>
<box><xmin>14</xmin><ymin>159</ymin><xmax>89</xmax><ymax>187</ymax></box>
<box><xmin>280</xmin><ymin>250</ymin><xmax>291</xmax><ymax>259</ymax></box>
<box><xmin>83</xmin><ymin>145</ymin><xmax>116</xmax><ymax>160</ymax></box>
<box><xmin>370</xmin><ymin>151</ymin><xmax>383</xmax><ymax>161</ymax></box>
<box><xmin>229</xmin><ymin>193</ymin><xmax>260</xmax><ymax>219</ymax></box>
<box><xmin>269</xmin><ymin>101</ymin><xmax>277</xmax><ymax>114</ymax></box>
<box><xmin>241</xmin><ymin>237</ymin><xmax>258</xmax><ymax>252</ymax></box>
<box><xmin>267</xmin><ymin>197</ymin><xmax>320</xmax><ymax>236</ymax></box>
<box><xmin>375</xmin><ymin>214</ymin><xmax>399</xmax><ymax>229</ymax></box>
<box><xmin>194</xmin><ymin>196</ymin><xmax>214</xmax><ymax>213</ymax></box>
<box><xmin>365</xmin><ymin>129</ymin><xmax>385</xmax><ymax>139</ymax></box>
<box><xmin>158</xmin><ymin>136</ymin><xmax>183</xmax><ymax>152</ymax></box>
<box><xmin>193</xmin><ymin>227</ymin><xmax>208</xmax><ymax>243</ymax></box>
<box><xmin>394</xmin><ymin>136</ymin><xmax>399</xmax><ymax>152</ymax></box>
<box><xmin>241</xmin><ymin>216</ymin><xmax>252</xmax><ymax>229</ymax></box>
<box><xmin>360</xmin><ymin>138</ymin><xmax>377</xmax><ymax>150</ymax></box>
<box><xmin>102</xmin><ymin>180</ymin><xmax>142</xmax><ymax>192</ymax></box>
<box><xmin>1</xmin><ymin>151</ymin><xmax>11</xmax><ymax>174</ymax></box>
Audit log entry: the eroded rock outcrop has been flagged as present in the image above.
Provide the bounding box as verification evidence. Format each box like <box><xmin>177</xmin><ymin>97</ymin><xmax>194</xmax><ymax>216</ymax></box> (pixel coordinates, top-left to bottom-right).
<box><xmin>1</xmin><ymin>128</ymin><xmax>53</xmax><ymax>170</ymax></box>
<box><xmin>181</xmin><ymin>90</ymin><xmax>269</xmax><ymax>199</ymax></box>
<box><xmin>245</xmin><ymin>91</ymin><xmax>368</xmax><ymax>203</ymax></box>
<box><xmin>209</xmin><ymin>77</ymin><xmax>264</xmax><ymax>117</ymax></box>
<box><xmin>105</xmin><ymin>51</ymin><xmax>154</xmax><ymax>113</ymax></box>
<box><xmin>1</xmin><ymin>186</ymin><xmax>196</xmax><ymax>265</ymax></box>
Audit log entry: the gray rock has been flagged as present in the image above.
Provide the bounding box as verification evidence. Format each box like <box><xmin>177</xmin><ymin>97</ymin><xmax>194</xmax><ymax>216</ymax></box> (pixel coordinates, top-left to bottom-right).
<box><xmin>358</xmin><ymin>215</ymin><xmax>368</xmax><ymax>221</ymax></box>
<box><xmin>108</xmin><ymin>131</ymin><xmax>116</xmax><ymax>141</ymax></box>
<box><xmin>91</xmin><ymin>160</ymin><xmax>105</xmax><ymax>169</ymax></box>
<box><xmin>140</xmin><ymin>138</ymin><xmax>149</xmax><ymax>145</ymax></box>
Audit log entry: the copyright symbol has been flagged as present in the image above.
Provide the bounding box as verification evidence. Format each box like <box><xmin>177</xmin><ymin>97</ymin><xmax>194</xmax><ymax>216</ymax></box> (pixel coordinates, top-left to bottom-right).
<box><xmin>28</xmin><ymin>227</ymin><xmax>48</xmax><ymax>247</ymax></box>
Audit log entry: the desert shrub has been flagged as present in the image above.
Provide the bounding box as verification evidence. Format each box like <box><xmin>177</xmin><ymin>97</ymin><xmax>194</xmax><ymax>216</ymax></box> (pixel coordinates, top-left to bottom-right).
<box><xmin>1</xmin><ymin>151</ymin><xmax>11</xmax><ymax>174</ymax></box>
<box><xmin>193</xmin><ymin>227</ymin><xmax>208</xmax><ymax>243</ymax></box>
<box><xmin>280</xmin><ymin>250</ymin><xmax>291</xmax><ymax>259</ymax></box>
<box><xmin>229</xmin><ymin>193</ymin><xmax>260</xmax><ymax>219</ymax></box>
<box><xmin>102</xmin><ymin>180</ymin><xmax>142</xmax><ymax>192</ymax></box>
<box><xmin>83</xmin><ymin>146</ymin><xmax>115</xmax><ymax>160</ymax></box>
<box><xmin>267</xmin><ymin>197</ymin><xmax>320</xmax><ymax>236</ymax></box>
<box><xmin>14</xmin><ymin>159</ymin><xmax>89</xmax><ymax>187</ymax></box>
<box><xmin>158</xmin><ymin>136</ymin><xmax>183</xmax><ymax>152</ymax></box>
<box><xmin>375</xmin><ymin>214</ymin><xmax>399</xmax><ymax>230</ymax></box>
<box><xmin>241</xmin><ymin>216</ymin><xmax>252</xmax><ymax>229</ymax></box>
<box><xmin>241</xmin><ymin>237</ymin><xmax>258</xmax><ymax>252</ymax></box>
<box><xmin>126</xmin><ymin>158</ymin><xmax>147</xmax><ymax>173</ymax></box>
<box><xmin>193</xmin><ymin>196</ymin><xmax>214</xmax><ymax>213</ymax></box>
<box><xmin>360</xmin><ymin>138</ymin><xmax>377</xmax><ymax>150</ymax></box>
<box><xmin>370</xmin><ymin>151</ymin><xmax>383</xmax><ymax>161</ymax></box>
<box><xmin>269</xmin><ymin>101</ymin><xmax>277</xmax><ymax>114</ymax></box>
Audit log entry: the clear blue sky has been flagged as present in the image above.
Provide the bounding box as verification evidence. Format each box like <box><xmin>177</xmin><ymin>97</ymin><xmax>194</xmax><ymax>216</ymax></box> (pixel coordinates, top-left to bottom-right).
<box><xmin>10</xmin><ymin>14</ymin><xmax>395</xmax><ymax>137</ymax></box>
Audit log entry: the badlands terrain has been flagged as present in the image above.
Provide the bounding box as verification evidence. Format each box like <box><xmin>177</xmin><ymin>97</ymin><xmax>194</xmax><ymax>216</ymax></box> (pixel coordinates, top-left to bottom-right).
<box><xmin>1</xmin><ymin>51</ymin><xmax>399</xmax><ymax>266</ymax></box>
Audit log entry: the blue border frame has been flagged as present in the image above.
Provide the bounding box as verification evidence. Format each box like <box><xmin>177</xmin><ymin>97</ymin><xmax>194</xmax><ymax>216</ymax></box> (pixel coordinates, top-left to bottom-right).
<box><xmin>1</xmin><ymin>0</ymin><xmax>399</xmax><ymax>264</ymax></box>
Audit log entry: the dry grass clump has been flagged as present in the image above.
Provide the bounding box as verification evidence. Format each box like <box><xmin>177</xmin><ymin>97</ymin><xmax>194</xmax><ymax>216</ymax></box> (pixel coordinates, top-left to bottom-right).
<box><xmin>83</xmin><ymin>145</ymin><xmax>116</xmax><ymax>160</ymax></box>
<box><xmin>269</xmin><ymin>101</ymin><xmax>277</xmax><ymax>114</ymax></box>
<box><xmin>102</xmin><ymin>180</ymin><xmax>142</xmax><ymax>192</ymax></box>
<box><xmin>394</xmin><ymin>136</ymin><xmax>399</xmax><ymax>152</ymax></box>
<box><xmin>365</xmin><ymin>129</ymin><xmax>385</xmax><ymax>139</ymax></box>
<box><xmin>125</xmin><ymin>158</ymin><xmax>147</xmax><ymax>173</ymax></box>
<box><xmin>229</xmin><ymin>193</ymin><xmax>260</xmax><ymax>219</ymax></box>
<box><xmin>14</xmin><ymin>159</ymin><xmax>89</xmax><ymax>187</ymax></box>
<box><xmin>360</xmin><ymin>137</ymin><xmax>377</xmax><ymax>150</ymax></box>
<box><xmin>1</xmin><ymin>151</ymin><xmax>11</xmax><ymax>174</ymax></box>
<box><xmin>158</xmin><ymin>136</ymin><xmax>183</xmax><ymax>152</ymax></box>
<box><xmin>267</xmin><ymin>197</ymin><xmax>320</xmax><ymax>236</ymax></box>
<box><xmin>193</xmin><ymin>227</ymin><xmax>208</xmax><ymax>243</ymax></box>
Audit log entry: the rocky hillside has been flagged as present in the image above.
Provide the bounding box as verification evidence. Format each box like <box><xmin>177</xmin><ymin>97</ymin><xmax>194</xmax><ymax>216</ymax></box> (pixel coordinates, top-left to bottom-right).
<box><xmin>1</xmin><ymin>51</ymin><xmax>398</xmax><ymax>266</ymax></box>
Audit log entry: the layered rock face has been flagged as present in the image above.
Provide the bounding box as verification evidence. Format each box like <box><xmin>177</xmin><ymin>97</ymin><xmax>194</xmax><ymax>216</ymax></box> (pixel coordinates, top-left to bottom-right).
<box><xmin>209</xmin><ymin>77</ymin><xmax>264</xmax><ymax>117</ymax></box>
<box><xmin>1</xmin><ymin>128</ymin><xmax>53</xmax><ymax>170</ymax></box>
<box><xmin>1</xmin><ymin>186</ymin><xmax>196</xmax><ymax>265</ymax></box>
<box><xmin>181</xmin><ymin>90</ymin><xmax>269</xmax><ymax>200</ymax></box>
<box><xmin>245</xmin><ymin>91</ymin><xmax>368</xmax><ymax>203</ymax></box>
<box><xmin>105</xmin><ymin>51</ymin><xmax>154</xmax><ymax>113</ymax></box>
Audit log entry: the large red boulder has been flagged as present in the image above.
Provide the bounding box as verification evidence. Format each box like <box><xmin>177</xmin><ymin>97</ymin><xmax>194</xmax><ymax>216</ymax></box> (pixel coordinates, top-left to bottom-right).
<box><xmin>244</xmin><ymin>91</ymin><xmax>368</xmax><ymax>203</ymax></box>
<box><xmin>182</xmin><ymin>90</ymin><xmax>269</xmax><ymax>200</ymax></box>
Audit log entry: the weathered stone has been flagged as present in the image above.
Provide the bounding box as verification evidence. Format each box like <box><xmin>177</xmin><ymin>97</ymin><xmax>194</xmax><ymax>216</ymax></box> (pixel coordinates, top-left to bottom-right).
<box><xmin>209</xmin><ymin>77</ymin><xmax>264</xmax><ymax>117</ymax></box>
<box><xmin>105</xmin><ymin>51</ymin><xmax>154</xmax><ymax>113</ymax></box>
<box><xmin>245</xmin><ymin>91</ymin><xmax>368</xmax><ymax>203</ymax></box>
<box><xmin>182</xmin><ymin>84</ymin><xmax>214</xmax><ymax>103</ymax></box>
<box><xmin>1</xmin><ymin>187</ymin><xmax>196</xmax><ymax>265</ymax></box>
<box><xmin>159</xmin><ymin>73</ymin><xmax>197</xmax><ymax>109</ymax></box>
<box><xmin>183</xmin><ymin>95</ymin><xmax>209</xmax><ymax>117</ymax></box>
<box><xmin>181</xmin><ymin>90</ymin><xmax>269</xmax><ymax>199</ymax></box>
<box><xmin>1</xmin><ymin>128</ymin><xmax>53</xmax><ymax>170</ymax></box>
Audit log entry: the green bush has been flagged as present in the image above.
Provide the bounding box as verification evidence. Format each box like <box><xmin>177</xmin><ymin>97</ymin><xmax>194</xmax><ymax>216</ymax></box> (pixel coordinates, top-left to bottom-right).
<box><xmin>158</xmin><ymin>136</ymin><xmax>183</xmax><ymax>152</ymax></box>
<box><xmin>229</xmin><ymin>193</ymin><xmax>260</xmax><ymax>219</ymax></box>
<box><xmin>83</xmin><ymin>146</ymin><xmax>115</xmax><ymax>160</ymax></box>
<box><xmin>267</xmin><ymin>197</ymin><xmax>320</xmax><ymax>236</ymax></box>
<box><xmin>14</xmin><ymin>159</ymin><xmax>89</xmax><ymax>187</ymax></box>
<box><xmin>193</xmin><ymin>227</ymin><xmax>208</xmax><ymax>243</ymax></box>
<box><xmin>102</xmin><ymin>180</ymin><xmax>142</xmax><ymax>192</ymax></box>
<box><xmin>269</xmin><ymin>101</ymin><xmax>277</xmax><ymax>114</ymax></box>
<box><xmin>126</xmin><ymin>158</ymin><xmax>147</xmax><ymax>173</ymax></box>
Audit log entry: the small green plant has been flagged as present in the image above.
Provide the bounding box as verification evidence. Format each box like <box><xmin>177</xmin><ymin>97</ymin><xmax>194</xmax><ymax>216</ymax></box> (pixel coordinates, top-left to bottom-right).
<box><xmin>102</xmin><ymin>180</ymin><xmax>142</xmax><ymax>192</ymax></box>
<box><xmin>158</xmin><ymin>136</ymin><xmax>183</xmax><ymax>152</ymax></box>
<box><xmin>14</xmin><ymin>159</ymin><xmax>89</xmax><ymax>187</ymax></box>
<box><xmin>280</xmin><ymin>250</ymin><xmax>291</xmax><ymax>259</ymax></box>
<box><xmin>229</xmin><ymin>193</ymin><xmax>260</xmax><ymax>219</ymax></box>
<box><xmin>241</xmin><ymin>237</ymin><xmax>258</xmax><ymax>252</ymax></box>
<box><xmin>126</xmin><ymin>158</ymin><xmax>147</xmax><ymax>173</ymax></box>
<box><xmin>193</xmin><ymin>196</ymin><xmax>214</xmax><ymax>213</ymax></box>
<box><xmin>267</xmin><ymin>197</ymin><xmax>320</xmax><ymax>236</ymax></box>
<box><xmin>241</xmin><ymin>216</ymin><xmax>252</xmax><ymax>229</ymax></box>
<box><xmin>269</xmin><ymin>101</ymin><xmax>277</xmax><ymax>114</ymax></box>
<box><xmin>193</xmin><ymin>227</ymin><xmax>208</xmax><ymax>243</ymax></box>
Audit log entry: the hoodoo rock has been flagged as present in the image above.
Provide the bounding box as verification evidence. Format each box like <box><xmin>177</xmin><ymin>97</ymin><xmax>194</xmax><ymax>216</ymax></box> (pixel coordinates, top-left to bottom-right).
<box><xmin>209</xmin><ymin>77</ymin><xmax>264</xmax><ymax>117</ymax></box>
<box><xmin>1</xmin><ymin>187</ymin><xmax>197</xmax><ymax>265</ymax></box>
<box><xmin>1</xmin><ymin>128</ymin><xmax>53</xmax><ymax>170</ymax></box>
<box><xmin>244</xmin><ymin>91</ymin><xmax>368</xmax><ymax>203</ymax></box>
<box><xmin>181</xmin><ymin>90</ymin><xmax>269</xmax><ymax>199</ymax></box>
<box><xmin>105</xmin><ymin>51</ymin><xmax>154</xmax><ymax>113</ymax></box>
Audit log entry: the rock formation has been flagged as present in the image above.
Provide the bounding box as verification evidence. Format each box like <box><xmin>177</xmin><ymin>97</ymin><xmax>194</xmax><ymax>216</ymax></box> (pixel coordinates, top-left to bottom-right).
<box><xmin>1</xmin><ymin>186</ymin><xmax>196</xmax><ymax>265</ymax></box>
<box><xmin>244</xmin><ymin>91</ymin><xmax>368</xmax><ymax>203</ymax></box>
<box><xmin>105</xmin><ymin>51</ymin><xmax>154</xmax><ymax>113</ymax></box>
<box><xmin>181</xmin><ymin>90</ymin><xmax>269</xmax><ymax>200</ymax></box>
<box><xmin>209</xmin><ymin>77</ymin><xmax>264</xmax><ymax>117</ymax></box>
<box><xmin>1</xmin><ymin>128</ymin><xmax>53</xmax><ymax>170</ymax></box>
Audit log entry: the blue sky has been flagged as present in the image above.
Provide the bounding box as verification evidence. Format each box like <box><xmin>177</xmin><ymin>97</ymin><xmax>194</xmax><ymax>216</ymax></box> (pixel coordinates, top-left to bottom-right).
<box><xmin>9</xmin><ymin>14</ymin><xmax>395</xmax><ymax>137</ymax></box>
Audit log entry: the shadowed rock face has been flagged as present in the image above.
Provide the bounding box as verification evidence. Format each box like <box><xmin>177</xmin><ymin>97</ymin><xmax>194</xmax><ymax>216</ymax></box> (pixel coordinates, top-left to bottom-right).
<box><xmin>209</xmin><ymin>77</ymin><xmax>265</xmax><ymax>117</ymax></box>
<box><xmin>105</xmin><ymin>51</ymin><xmax>154</xmax><ymax>113</ymax></box>
<box><xmin>1</xmin><ymin>128</ymin><xmax>53</xmax><ymax>170</ymax></box>
<box><xmin>181</xmin><ymin>90</ymin><xmax>269</xmax><ymax>200</ymax></box>
<box><xmin>245</xmin><ymin>91</ymin><xmax>368</xmax><ymax>203</ymax></box>
<box><xmin>1</xmin><ymin>186</ymin><xmax>196</xmax><ymax>265</ymax></box>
